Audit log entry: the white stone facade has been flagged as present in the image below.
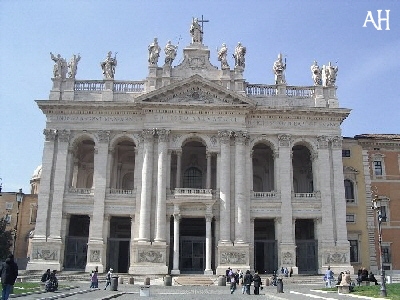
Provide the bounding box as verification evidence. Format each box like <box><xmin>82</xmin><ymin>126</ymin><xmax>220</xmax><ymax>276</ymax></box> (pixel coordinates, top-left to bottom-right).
<box><xmin>28</xmin><ymin>22</ymin><xmax>353</xmax><ymax>276</ymax></box>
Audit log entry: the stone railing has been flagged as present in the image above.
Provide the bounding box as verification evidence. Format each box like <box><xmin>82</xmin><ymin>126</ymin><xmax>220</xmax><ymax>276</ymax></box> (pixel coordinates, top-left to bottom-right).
<box><xmin>293</xmin><ymin>192</ymin><xmax>316</xmax><ymax>198</ymax></box>
<box><xmin>68</xmin><ymin>187</ymin><xmax>94</xmax><ymax>194</ymax></box>
<box><xmin>252</xmin><ymin>191</ymin><xmax>277</xmax><ymax>199</ymax></box>
<box><xmin>74</xmin><ymin>80</ymin><xmax>105</xmax><ymax>91</ymax></box>
<box><xmin>108</xmin><ymin>188</ymin><xmax>135</xmax><ymax>195</ymax></box>
<box><xmin>74</xmin><ymin>80</ymin><xmax>145</xmax><ymax>93</ymax></box>
<box><xmin>173</xmin><ymin>188</ymin><xmax>213</xmax><ymax>195</ymax></box>
<box><xmin>246</xmin><ymin>84</ymin><xmax>315</xmax><ymax>98</ymax></box>
<box><xmin>113</xmin><ymin>81</ymin><xmax>145</xmax><ymax>93</ymax></box>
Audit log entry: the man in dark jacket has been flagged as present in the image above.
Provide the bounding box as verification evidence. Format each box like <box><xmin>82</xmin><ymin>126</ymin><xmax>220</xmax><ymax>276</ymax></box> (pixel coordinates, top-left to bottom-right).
<box><xmin>243</xmin><ymin>270</ymin><xmax>253</xmax><ymax>295</ymax></box>
<box><xmin>0</xmin><ymin>254</ymin><xmax>19</xmax><ymax>300</ymax></box>
<box><xmin>253</xmin><ymin>272</ymin><xmax>262</xmax><ymax>295</ymax></box>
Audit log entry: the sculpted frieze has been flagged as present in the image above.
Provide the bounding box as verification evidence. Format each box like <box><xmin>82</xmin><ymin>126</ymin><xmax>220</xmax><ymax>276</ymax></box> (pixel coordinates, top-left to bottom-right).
<box><xmin>32</xmin><ymin>247</ymin><xmax>59</xmax><ymax>260</ymax></box>
<box><xmin>138</xmin><ymin>250</ymin><xmax>164</xmax><ymax>263</ymax></box>
<box><xmin>220</xmin><ymin>252</ymin><xmax>247</xmax><ymax>264</ymax></box>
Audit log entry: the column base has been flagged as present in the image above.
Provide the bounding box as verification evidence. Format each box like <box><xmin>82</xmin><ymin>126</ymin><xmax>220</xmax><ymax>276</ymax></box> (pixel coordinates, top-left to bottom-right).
<box><xmin>85</xmin><ymin>240</ymin><xmax>105</xmax><ymax>273</ymax></box>
<box><xmin>171</xmin><ymin>269</ymin><xmax>181</xmax><ymax>275</ymax></box>
<box><xmin>216</xmin><ymin>243</ymin><xmax>250</xmax><ymax>275</ymax></box>
<box><xmin>129</xmin><ymin>242</ymin><xmax>169</xmax><ymax>275</ymax></box>
<box><xmin>204</xmin><ymin>269</ymin><xmax>214</xmax><ymax>275</ymax></box>
<box><xmin>321</xmin><ymin>244</ymin><xmax>355</xmax><ymax>275</ymax></box>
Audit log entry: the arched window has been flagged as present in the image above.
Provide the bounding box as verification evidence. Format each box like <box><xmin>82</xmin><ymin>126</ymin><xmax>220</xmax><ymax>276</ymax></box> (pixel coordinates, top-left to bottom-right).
<box><xmin>183</xmin><ymin>167</ymin><xmax>202</xmax><ymax>189</ymax></box>
<box><xmin>344</xmin><ymin>179</ymin><xmax>355</xmax><ymax>203</ymax></box>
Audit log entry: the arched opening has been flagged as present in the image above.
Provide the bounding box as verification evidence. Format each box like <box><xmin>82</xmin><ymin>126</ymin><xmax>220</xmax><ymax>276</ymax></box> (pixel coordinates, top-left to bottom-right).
<box><xmin>111</xmin><ymin>140</ymin><xmax>136</xmax><ymax>190</ymax></box>
<box><xmin>292</xmin><ymin>145</ymin><xmax>313</xmax><ymax>193</ymax></box>
<box><xmin>71</xmin><ymin>139</ymin><xmax>95</xmax><ymax>189</ymax></box>
<box><xmin>252</xmin><ymin>143</ymin><xmax>275</xmax><ymax>192</ymax></box>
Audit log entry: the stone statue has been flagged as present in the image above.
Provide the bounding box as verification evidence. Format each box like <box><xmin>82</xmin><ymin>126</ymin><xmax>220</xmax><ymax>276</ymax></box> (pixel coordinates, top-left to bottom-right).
<box><xmin>101</xmin><ymin>51</ymin><xmax>117</xmax><ymax>79</ymax></box>
<box><xmin>233</xmin><ymin>42</ymin><xmax>246</xmax><ymax>68</ymax></box>
<box><xmin>324</xmin><ymin>62</ymin><xmax>338</xmax><ymax>86</ymax></box>
<box><xmin>50</xmin><ymin>52</ymin><xmax>67</xmax><ymax>79</ymax></box>
<box><xmin>164</xmin><ymin>40</ymin><xmax>178</xmax><ymax>66</ymax></box>
<box><xmin>217</xmin><ymin>43</ymin><xmax>229</xmax><ymax>69</ymax></box>
<box><xmin>273</xmin><ymin>53</ymin><xmax>286</xmax><ymax>84</ymax></box>
<box><xmin>68</xmin><ymin>54</ymin><xmax>81</xmax><ymax>79</ymax></box>
<box><xmin>190</xmin><ymin>18</ymin><xmax>203</xmax><ymax>43</ymax></box>
<box><xmin>310</xmin><ymin>60</ymin><xmax>322</xmax><ymax>85</ymax></box>
<box><xmin>148</xmin><ymin>37</ymin><xmax>161</xmax><ymax>65</ymax></box>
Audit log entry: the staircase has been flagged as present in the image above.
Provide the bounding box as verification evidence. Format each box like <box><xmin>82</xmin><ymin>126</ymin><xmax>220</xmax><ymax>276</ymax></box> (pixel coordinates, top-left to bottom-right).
<box><xmin>174</xmin><ymin>275</ymin><xmax>216</xmax><ymax>286</ymax></box>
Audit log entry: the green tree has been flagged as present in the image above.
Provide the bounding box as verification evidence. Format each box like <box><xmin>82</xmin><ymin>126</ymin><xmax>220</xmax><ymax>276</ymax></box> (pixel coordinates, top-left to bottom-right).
<box><xmin>0</xmin><ymin>217</ymin><xmax>13</xmax><ymax>260</ymax></box>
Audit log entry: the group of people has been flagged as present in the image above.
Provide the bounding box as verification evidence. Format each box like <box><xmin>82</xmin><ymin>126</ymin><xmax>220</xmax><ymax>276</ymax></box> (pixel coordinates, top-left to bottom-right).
<box><xmin>226</xmin><ymin>268</ymin><xmax>262</xmax><ymax>295</ymax></box>
<box><xmin>356</xmin><ymin>267</ymin><xmax>378</xmax><ymax>286</ymax></box>
<box><xmin>41</xmin><ymin>269</ymin><xmax>59</xmax><ymax>292</ymax></box>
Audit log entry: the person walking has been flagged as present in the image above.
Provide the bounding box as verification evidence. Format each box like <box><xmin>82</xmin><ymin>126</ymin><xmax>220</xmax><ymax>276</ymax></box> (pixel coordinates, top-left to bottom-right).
<box><xmin>104</xmin><ymin>268</ymin><xmax>113</xmax><ymax>290</ymax></box>
<box><xmin>324</xmin><ymin>266</ymin><xmax>334</xmax><ymax>288</ymax></box>
<box><xmin>243</xmin><ymin>270</ymin><xmax>253</xmax><ymax>295</ymax></box>
<box><xmin>253</xmin><ymin>272</ymin><xmax>262</xmax><ymax>295</ymax></box>
<box><xmin>0</xmin><ymin>254</ymin><xmax>18</xmax><ymax>300</ymax></box>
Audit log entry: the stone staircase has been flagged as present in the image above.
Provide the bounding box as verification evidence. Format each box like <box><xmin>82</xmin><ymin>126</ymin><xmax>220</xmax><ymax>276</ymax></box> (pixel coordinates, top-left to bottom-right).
<box><xmin>173</xmin><ymin>275</ymin><xmax>216</xmax><ymax>286</ymax></box>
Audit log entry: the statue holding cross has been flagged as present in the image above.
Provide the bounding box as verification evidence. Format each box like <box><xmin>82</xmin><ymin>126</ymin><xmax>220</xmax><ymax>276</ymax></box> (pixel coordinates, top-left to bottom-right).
<box><xmin>189</xmin><ymin>16</ymin><xmax>208</xmax><ymax>44</ymax></box>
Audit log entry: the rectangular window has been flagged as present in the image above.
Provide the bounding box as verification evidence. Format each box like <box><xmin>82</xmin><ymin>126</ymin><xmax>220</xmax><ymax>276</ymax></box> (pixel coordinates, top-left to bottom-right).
<box><xmin>30</xmin><ymin>206</ymin><xmax>38</xmax><ymax>224</ymax></box>
<box><xmin>349</xmin><ymin>240</ymin><xmax>359</xmax><ymax>263</ymax></box>
<box><xmin>374</xmin><ymin>161</ymin><xmax>383</xmax><ymax>176</ymax></box>
<box><xmin>382</xmin><ymin>246</ymin><xmax>391</xmax><ymax>263</ymax></box>
<box><xmin>381</xmin><ymin>206</ymin><xmax>388</xmax><ymax>222</ymax></box>
<box><xmin>344</xmin><ymin>180</ymin><xmax>355</xmax><ymax>202</ymax></box>
<box><xmin>342</xmin><ymin>149</ymin><xmax>351</xmax><ymax>157</ymax></box>
<box><xmin>346</xmin><ymin>214</ymin><xmax>355</xmax><ymax>223</ymax></box>
<box><xmin>5</xmin><ymin>202</ymin><xmax>13</xmax><ymax>210</ymax></box>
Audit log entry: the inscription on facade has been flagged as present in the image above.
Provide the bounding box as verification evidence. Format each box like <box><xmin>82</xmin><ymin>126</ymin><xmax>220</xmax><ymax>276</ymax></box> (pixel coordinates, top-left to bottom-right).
<box><xmin>247</xmin><ymin>119</ymin><xmax>339</xmax><ymax>129</ymax></box>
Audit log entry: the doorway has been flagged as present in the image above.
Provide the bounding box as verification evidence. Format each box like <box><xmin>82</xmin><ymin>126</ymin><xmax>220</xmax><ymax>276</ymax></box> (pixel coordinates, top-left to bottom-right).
<box><xmin>254</xmin><ymin>219</ymin><xmax>277</xmax><ymax>274</ymax></box>
<box><xmin>107</xmin><ymin>217</ymin><xmax>131</xmax><ymax>273</ymax></box>
<box><xmin>295</xmin><ymin>219</ymin><xmax>318</xmax><ymax>274</ymax></box>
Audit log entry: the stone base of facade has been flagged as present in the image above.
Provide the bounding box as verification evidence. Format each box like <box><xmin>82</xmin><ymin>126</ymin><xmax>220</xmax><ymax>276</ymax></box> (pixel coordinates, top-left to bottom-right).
<box><xmin>216</xmin><ymin>242</ymin><xmax>250</xmax><ymax>275</ymax></box>
<box><xmin>26</xmin><ymin>238</ymin><xmax>63</xmax><ymax>271</ymax></box>
<box><xmin>321</xmin><ymin>243</ymin><xmax>355</xmax><ymax>275</ymax></box>
<box><xmin>85</xmin><ymin>240</ymin><xmax>105</xmax><ymax>273</ymax></box>
<box><xmin>129</xmin><ymin>242</ymin><xmax>169</xmax><ymax>275</ymax></box>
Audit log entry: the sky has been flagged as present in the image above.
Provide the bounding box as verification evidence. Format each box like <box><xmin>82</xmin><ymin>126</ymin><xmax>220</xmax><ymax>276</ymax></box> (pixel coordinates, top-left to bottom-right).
<box><xmin>0</xmin><ymin>0</ymin><xmax>399</xmax><ymax>194</ymax></box>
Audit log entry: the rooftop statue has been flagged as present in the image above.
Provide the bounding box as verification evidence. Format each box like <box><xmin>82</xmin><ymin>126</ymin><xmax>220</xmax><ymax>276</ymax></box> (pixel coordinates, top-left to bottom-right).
<box><xmin>101</xmin><ymin>51</ymin><xmax>117</xmax><ymax>79</ymax></box>
<box><xmin>50</xmin><ymin>52</ymin><xmax>67</xmax><ymax>79</ymax></box>
<box><xmin>148</xmin><ymin>37</ymin><xmax>161</xmax><ymax>65</ymax></box>
<box><xmin>190</xmin><ymin>18</ymin><xmax>203</xmax><ymax>43</ymax></box>
<box><xmin>68</xmin><ymin>54</ymin><xmax>81</xmax><ymax>79</ymax></box>
<box><xmin>164</xmin><ymin>40</ymin><xmax>178</xmax><ymax>66</ymax></box>
<box><xmin>217</xmin><ymin>43</ymin><xmax>229</xmax><ymax>69</ymax></box>
<box><xmin>324</xmin><ymin>62</ymin><xmax>338</xmax><ymax>86</ymax></box>
<box><xmin>233</xmin><ymin>42</ymin><xmax>246</xmax><ymax>68</ymax></box>
<box><xmin>310</xmin><ymin>60</ymin><xmax>322</xmax><ymax>86</ymax></box>
<box><xmin>273</xmin><ymin>53</ymin><xmax>286</xmax><ymax>84</ymax></box>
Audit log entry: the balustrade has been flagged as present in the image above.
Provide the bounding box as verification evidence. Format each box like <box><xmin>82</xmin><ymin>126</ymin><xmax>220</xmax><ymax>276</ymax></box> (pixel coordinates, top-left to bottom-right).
<box><xmin>113</xmin><ymin>81</ymin><xmax>145</xmax><ymax>92</ymax></box>
<box><xmin>108</xmin><ymin>188</ymin><xmax>135</xmax><ymax>195</ymax></box>
<box><xmin>74</xmin><ymin>80</ymin><xmax>105</xmax><ymax>91</ymax></box>
<box><xmin>286</xmin><ymin>86</ymin><xmax>315</xmax><ymax>98</ymax></box>
<box><xmin>68</xmin><ymin>187</ymin><xmax>94</xmax><ymax>194</ymax></box>
<box><xmin>252</xmin><ymin>191</ymin><xmax>277</xmax><ymax>198</ymax></box>
<box><xmin>294</xmin><ymin>192</ymin><xmax>316</xmax><ymax>198</ymax></box>
<box><xmin>246</xmin><ymin>84</ymin><xmax>315</xmax><ymax>99</ymax></box>
<box><xmin>173</xmin><ymin>188</ymin><xmax>213</xmax><ymax>195</ymax></box>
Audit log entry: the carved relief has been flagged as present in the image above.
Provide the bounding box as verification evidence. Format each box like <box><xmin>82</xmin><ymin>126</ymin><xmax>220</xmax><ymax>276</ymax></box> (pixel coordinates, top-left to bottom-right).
<box><xmin>234</xmin><ymin>131</ymin><xmax>249</xmax><ymax>145</ymax></box>
<box><xmin>188</xmin><ymin>57</ymin><xmax>206</xmax><ymax>69</ymax></box>
<box><xmin>43</xmin><ymin>129</ymin><xmax>57</xmax><ymax>141</ymax></box>
<box><xmin>282</xmin><ymin>252</ymin><xmax>293</xmax><ymax>264</ymax></box>
<box><xmin>220</xmin><ymin>252</ymin><xmax>246</xmax><ymax>264</ymax></box>
<box><xmin>157</xmin><ymin>129</ymin><xmax>171</xmax><ymax>142</ymax></box>
<box><xmin>142</xmin><ymin>129</ymin><xmax>156</xmax><ymax>141</ymax></box>
<box><xmin>32</xmin><ymin>247</ymin><xmax>59</xmax><ymax>260</ymax></box>
<box><xmin>58</xmin><ymin>129</ymin><xmax>70</xmax><ymax>143</ymax></box>
<box><xmin>90</xmin><ymin>250</ymin><xmax>101</xmax><ymax>262</ymax></box>
<box><xmin>138</xmin><ymin>250</ymin><xmax>164</xmax><ymax>263</ymax></box>
<box><xmin>330</xmin><ymin>136</ymin><xmax>342</xmax><ymax>149</ymax></box>
<box><xmin>317</xmin><ymin>136</ymin><xmax>329</xmax><ymax>149</ymax></box>
<box><xmin>326</xmin><ymin>252</ymin><xmax>347</xmax><ymax>264</ymax></box>
<box><xmin>97</xmin><ymin>130</ymin><xmax>110</xmax><ymax>143</ymax></box>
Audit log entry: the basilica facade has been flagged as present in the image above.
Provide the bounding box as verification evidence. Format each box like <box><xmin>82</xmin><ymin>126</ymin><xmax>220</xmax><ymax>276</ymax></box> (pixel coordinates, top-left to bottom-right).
<box><xmin>27</xmin><ymin>20</ymin><xmax>353</xmax><ymax>275</ymax></box>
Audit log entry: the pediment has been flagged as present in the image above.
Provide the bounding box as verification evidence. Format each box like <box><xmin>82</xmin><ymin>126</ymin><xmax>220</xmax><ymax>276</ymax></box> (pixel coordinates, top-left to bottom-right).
<box><xmin>343</xmin><ymin>166</ymin><xmax>359</xmax><ymax>174</ymax></box>
<box><xmin>137</xmin><ymin>75</ymin><xmax>255</xmax><ymax>106</ymax></box>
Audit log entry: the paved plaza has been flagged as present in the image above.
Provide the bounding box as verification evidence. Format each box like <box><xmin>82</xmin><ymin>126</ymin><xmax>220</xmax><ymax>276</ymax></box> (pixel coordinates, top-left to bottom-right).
<box><xmin>11</xmin><ymin>277</ymin><xmax>386</xmax><ymax>300</ymax></box>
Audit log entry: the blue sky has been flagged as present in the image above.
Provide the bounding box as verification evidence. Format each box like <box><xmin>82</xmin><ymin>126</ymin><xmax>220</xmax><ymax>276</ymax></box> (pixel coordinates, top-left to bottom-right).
<box><xmin>0</xmin><ymin>0</ymin><xmax>399</xmax><ymax>194</ymax></box>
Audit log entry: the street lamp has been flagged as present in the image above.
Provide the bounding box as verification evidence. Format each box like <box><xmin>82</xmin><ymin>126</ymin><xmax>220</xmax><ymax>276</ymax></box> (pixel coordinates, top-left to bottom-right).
<box><xmin>371</xmin><ymin>187</ymin><xmax>387</xmax><ymax>297</ymax></box>
<box><xmin>13</xmin><ymin>188</ymin><xmax>24</xmax><ymax>256</ymax></box>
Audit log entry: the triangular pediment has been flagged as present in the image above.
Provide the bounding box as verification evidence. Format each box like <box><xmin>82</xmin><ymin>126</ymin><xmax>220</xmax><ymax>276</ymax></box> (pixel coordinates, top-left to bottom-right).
<box><xmin>343</xmin><ymin>166</ymin><xmax>359</xmax><ymax>174</ymax></box>
<box><xmin>137</xmin><ymin>75</ymin><xmax>255</xmax><ymax>106</ymax></box>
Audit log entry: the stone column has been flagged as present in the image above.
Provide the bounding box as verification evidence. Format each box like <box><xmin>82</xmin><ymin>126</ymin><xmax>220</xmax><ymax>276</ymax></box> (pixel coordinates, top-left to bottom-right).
<box><xmin>133</xmin><ymin>145</ymin><xmax>142</xmax><ymax>240</ymax></box>
<box><xmin>249</xmin><ymin>217</ymin><xmax>255</xmax><ymax>270</ymax></box>
<box><xmin>34</xmin><ymin>129</ymin><xmax>57</xmax><ymax>240</ymax></box>
<box><xmin>218</xmin><ymin>130</ymin><xmax>232</xmax><ymax>244</ymax></box>
<box><xmin>206</xmin><ymin>151</ymin><xmax>212</xmax><ymax>189</ymax></box>
<box><xmin>49</xmin><ymin>130</ymin><xmax>70</xmax><ymax>241</ymax></box>
<box><xmin>249</xmin><ymin>150</ymin><xmax>254</xmax><ymax>191</ymax></box>
<box><xmin>331</xmin><ymin>136</ymin><xmax>350</xmax><ymax>245</ymax></box>
<box><xmin>175</xmin><ymin>150</ymin><xmax>182</xmax><ymax>188</ymax></box>
<box><xmin>155</xmin><ymin>129</ymin><xmax>170</xmax><ymax>243</ymax></box>
<box><xmin>316</xmin><ymin>136</ymin><xmax>335</xmax><ymax>245</ymax></box>
<box><xmin>171</xmin><ymin>208</ymin><xmax>181</xmax><ymax>275</ymax></box>
<box><xmin>138</xmin><ymin>129</ymin><xmax>155</xmax><ymax>242</ymax></box>
<box><xmin>234</xmin><ymin>131</ymin><xmax>248</xmax><ymax>243</ymax></box>
<box><xmin>204</xmin><ymin>211</ymin><xmax>213</xmax><ymax>275</ymax></box>
<box><xmin>277</xmin><ymin>134</ymin><xmax>296</xmax><ymax>271</ymax></box>
<box><xmin>86</xmin><ymin>131</ymin><xmax>110</xmax><ymax>272</ymax></box>
<box><xmin>71</xmin><ymin>158</ymin><xmax>79</xmax><ymax>188</ymax></box>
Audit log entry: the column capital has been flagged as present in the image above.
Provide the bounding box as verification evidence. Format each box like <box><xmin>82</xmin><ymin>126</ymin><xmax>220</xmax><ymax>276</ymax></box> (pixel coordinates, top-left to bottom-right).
<box><xmin>317</xmin><ymin>135</ymin><xmax>329</xmax><ymax>149</ymax></box>
<box><xmin>58</xmin><ymin>129</ymin><xmax>71</xmax><ymax>143</ymax></box>
<box><xmin>330</xmin><ymin>136</ymin><xmax>342</xmax><ymax>149</ymax></box>
<box><xmin>142</xmin><ymin>129</ymin><xmax>156</xmax><ymax>141</ymax></box>
<box><xmin>234</xmin><ymin>131</ymin><xmax>249</xmax><ymax>145</ymax></box>
<box><xmin>278</xmin><ymin>134</ymin><xmax>292</xmax><ymax>147</ymax></box>
<box><xmin>97</xmin><ymin>130</ymin><xmax>110</xmax><ymax>143</ymax></box>
<box><xmin>43</xmin><ymin>128</ymin><xmax>57</xmax><ymax>141</ymax></box>
<box><xmin>218</xmin><ymin>130</ymin><xmax>232</xmax><ymax>144</ymax></box>
<box><xmin>157</xmin><ymin>128</ymin><xmax>171</xmax><ymax>142</ymax></box>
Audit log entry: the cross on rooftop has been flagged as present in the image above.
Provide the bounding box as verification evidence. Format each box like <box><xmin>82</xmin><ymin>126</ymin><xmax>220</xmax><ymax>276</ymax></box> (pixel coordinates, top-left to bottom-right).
<box><xmin>198</xmin><ymin>14</ymin><xmax>209</xmax><ymax>32</ymax></box>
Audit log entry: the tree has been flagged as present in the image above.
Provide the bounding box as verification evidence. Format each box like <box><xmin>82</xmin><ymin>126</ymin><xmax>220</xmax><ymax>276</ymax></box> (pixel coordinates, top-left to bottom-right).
<box><xmin>0</xmin><ymin>217</ymin><xmax>13</xmax><ymax>261</ymax></box>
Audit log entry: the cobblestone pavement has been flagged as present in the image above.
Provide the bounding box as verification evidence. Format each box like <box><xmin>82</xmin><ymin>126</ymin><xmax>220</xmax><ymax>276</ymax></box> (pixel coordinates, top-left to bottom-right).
<box><xmin>12</xmin><ymin>279</ymin><xmax>386</xmax><ymax>300</ymax></box>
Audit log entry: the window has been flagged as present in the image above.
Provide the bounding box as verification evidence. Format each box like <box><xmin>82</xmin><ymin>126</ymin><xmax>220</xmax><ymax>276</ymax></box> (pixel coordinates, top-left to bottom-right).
<box><xmin>374</xmin><ymin>161</ymin><xmax>382</xmax><ymax>176</ymax></box>
<box><xmin>382</xmin><ymin>246</ymin><xmax>391</xmax><ymax>263</ymax></box>
<box><xmin>30</xmin><ymin>204</ymin><xmax>38</xmax><ymax>224</ymax></box>
<box><xmin>346</xmin><ymin>214</ymin><xmax>355</xmax><ymax>223</ymax></box>
<box><xmin>183</xmin><ymin>167</ymin><xmax>202</xmax><ymax>189</ymax></box>
<box><xmin>344</xmin><ymin>180</ymin><xmax>355</xmax><ymax>203</ymax></box>
<box><xmin>342</xmin><ymin>149</ymin><xmax>351</xmax><ymax>157</ymax></box>
<box><xmin>5</xmin><ymin>202</ymin><xmax>13</xmax><ymax>210</ymax></box>
<box><xmin>349</xmin><ymin>240</ymin><xmax>359</xmax><ymax>263</ymax></box>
